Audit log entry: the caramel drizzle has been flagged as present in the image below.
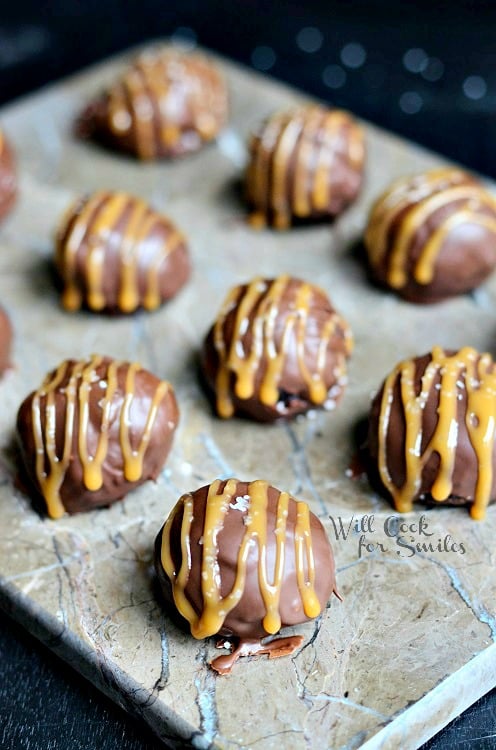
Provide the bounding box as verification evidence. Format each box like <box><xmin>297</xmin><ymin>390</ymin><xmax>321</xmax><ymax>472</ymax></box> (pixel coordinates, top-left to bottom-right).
<box><xmin>0</xmin><ymin>131</ymin><xmax>4</xmax><ymax>155</ymax></box>
<box><xmin>161</xmin><ymin>479</ymin><xmax>322</xmax><ymax>639</ymax></box>
<box><xmin>106</xmin><ymin>51</ymin><xmax>226</xmax><ymax>159</ymax></box>
<box><xmin>378</xmin><ymin>346</ymin><xmax>496</xmax><ymax>520</ymax></box>
<box><xmin>247</xmin><ymin>106</ymin><xmax>363</xmax><ymax>229</ymax></box>
<box><xmin>365</xmin><ymin>168</ymin><xmax>496</xmax><ymax>288</ymax></box>
<box><xmin>212</xmin><ymin>275</ymin><xmax>352</xmax><ymax>418</ymax></box>
<box><xmin>31</xmin><ymin>354</ymin><xmax>171</xmax><ymax>519</ymax></box>
<box><xmin>58</xmin><ymin>191</ymin><xmax>183</xmax><ymax>313</ymax></box>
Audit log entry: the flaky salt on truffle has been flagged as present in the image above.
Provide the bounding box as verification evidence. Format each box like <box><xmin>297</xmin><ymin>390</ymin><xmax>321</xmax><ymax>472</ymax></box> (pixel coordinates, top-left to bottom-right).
<box><xmin>201</xmin><ymin>274</ymin><xmax>353</xmax><ymax>422</ymax></box>
<box><xmin>79</xmin><ymin>48</ymin><xmax>228</xmax><ymax>160</ymax></box>
<box><xmin>364</xmin><ymin>167</ymin><xmax>496</xmax><ymax>303</ymax></box>
<box><xmin>367</xmin><ymin>346</ymin><xmax>496</xmax><ymax>520</ymax></box>
<box><xmin>155</xmin><ymin>478</ymin><xmax>338</xmax><ymax>674</ymax></box>
<box><xmin>16</xmin><ymin>355</ymin><xmax>179</xmax><ymax>518</ymax></box>
<box><xmin>55</xmin><ymin>191</ymin><xmax>190</xmax><ymax>314</ymax></box>
<box><xmin>245</xmin><ymin>105</ymin><xmax>365</xmax><ymax>229</ymax></box>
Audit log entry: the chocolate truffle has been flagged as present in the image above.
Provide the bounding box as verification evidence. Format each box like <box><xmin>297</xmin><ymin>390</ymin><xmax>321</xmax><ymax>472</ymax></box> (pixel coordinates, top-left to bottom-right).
<box><xmin>201</xmin><ymin>275</ymin><xmax>353</xmax><ymax>422</ymax></box>
<box><xmin>364</xmin><ymin>167</ymin><xmax>496</xmax><ymax>303</ymax></box>
<box><xmin>55</xmin><ymin>191</ymin><xmax>190</xmax><ymax>313</ymax></box>
<box><xmin>155</xmin><ymin>478</ymin><xmax>338</xmax><ymax>673</ymax></box>
<box><xmin>367</xmin><ymin>346</ymin><xmax>496</xmax><ymax>521</ymax></box>
<box><xmin>79</xmin><ymin>48</ymin><xmax>228</xmax><ymax>160</ymax></box>
<box><xmin>16</xmin><ymin>354</ymin><xmax>179</xmax><ymax>518</ymax></box>
<box><xmin>245</xmin><ymin>105</ymin><xmax>365</xmax><ymax>229</ymax></box>
<box><xmin>0</xmin><ymin>305</ymin><xmax>12</xmax><ymax>375</ymax></box>
<box><xmin>0</xmin><ymin>129</ymin><xmax>16</xmax><ymax>221</ymax></box>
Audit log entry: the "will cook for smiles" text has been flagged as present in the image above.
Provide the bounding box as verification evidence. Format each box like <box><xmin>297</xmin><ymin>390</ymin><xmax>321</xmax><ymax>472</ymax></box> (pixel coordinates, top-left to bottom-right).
<box><xmin>328</xmin><ymin>514</ymin><xmax>466</xmax><ymax>558</ymax></box>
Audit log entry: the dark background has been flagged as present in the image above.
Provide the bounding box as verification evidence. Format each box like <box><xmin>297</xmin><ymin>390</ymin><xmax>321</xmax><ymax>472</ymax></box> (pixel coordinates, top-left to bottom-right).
<box><xmin>1</xmin><ymin>1</ymin><xmax>496</xmax><ymax>748</ymax></box>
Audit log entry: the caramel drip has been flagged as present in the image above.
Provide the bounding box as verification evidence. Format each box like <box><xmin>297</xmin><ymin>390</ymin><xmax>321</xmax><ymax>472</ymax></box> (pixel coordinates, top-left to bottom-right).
<box><xmin>161</xmin><ymin>479</ymin><xmax>322</xmax><ymax>639</ymax></box>
<box><xmin>0</xmin><ymin>131</ymin><xmax>4</xmax><ymax>155</ymax></box>
<box><xmin>212</xmin><ymin>275</ymin><xmax>349</xmax><ymax>418</ymax></box>
<box><xmin>378</xmin><ymin>346</ymin><xmax>496</xmax><ymax>520</ymax></box>
<box><xmin>59</xmin><ymin>191</ymin><xmax>182</xmax><ymax>313</ymax></box>
<box><xmin>248</xmin><ymin>106</ymin><xmax>363</xmax><ymax>228</ymax></box>
<box><xmin>30</xmin><ymin>355</ymin><xmax>170</xmax><ymax>519</ymax></box>
<box><xmin>365</xmin><ymin>169</ymin><xmax>496</xmax><ymax>288</ymax></box>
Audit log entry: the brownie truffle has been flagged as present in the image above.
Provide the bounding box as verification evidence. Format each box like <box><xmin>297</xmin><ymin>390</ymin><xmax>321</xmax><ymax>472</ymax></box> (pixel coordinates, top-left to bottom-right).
<box><xmin>0</xmin><ymin>130</ymin><xmax>16</xmax><ymax>221</ymax></box>
<box><xmin>55</xmin><ymin>190</ymin><xmax>190</xmax><ymax>313</ymax></box>
<box><xmin>79</xmin><ymin>48</ymin><xmax>228</xmax><ymax>160</ymax></box>
<box><xmin>245</xmin><ymin>104</ymin><xmax>365</xmax><ymax>229</ymax></box>
<box><xmin>367</xmin><ymin>346</ymin><xmax>496</xmax><ymax>520</ymax></box>
<box><xmin>155</xmin><ymin>478</ymin><xmax>338</xmax><ymax>673</ymax></box>
<box><xmin>16</xmin><ymin>355</ymin><xmax>179</xmax><ymax>518</ymax></box>
<box><xmin>0</xmin><ymin>305</ymin><xmax>12</xmax><ymax>375</ymax></box>
<box><xmin>201</xmin><ymin>275</ymin><xmax>353</xmax><ymax>422</ymax></box>
<box><xmin>364</xmin><ymin>167</ymin><xmax>496</xmax><ymax>303</ymax></box>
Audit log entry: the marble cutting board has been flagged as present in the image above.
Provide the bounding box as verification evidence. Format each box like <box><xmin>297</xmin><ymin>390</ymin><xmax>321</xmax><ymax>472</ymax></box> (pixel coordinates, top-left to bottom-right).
<box><xmin>0</xmin><ymin>42</ymin><xmax>495</xmax><ymax>750</ymax></box>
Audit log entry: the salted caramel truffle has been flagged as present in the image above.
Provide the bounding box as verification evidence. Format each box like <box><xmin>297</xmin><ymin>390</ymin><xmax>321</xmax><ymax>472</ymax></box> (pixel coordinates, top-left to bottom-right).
<box><xmin>16</xmin><ymin>355</ymin><xmax>179</xmax><ymax>518</ymax></box>
<box><xmin>245</xmin><ymin>105</ymin><xmax>365</xmax><ymax>229</ymax></box>
<box><xmin>201</xmin><ymin>275</ymin><xmax>353</xmax><ymax>422</ymax></box>
<box><xmin>79</xmin><ymin>48</ymin><xmax>228</xmax><ymax>160</ymax></box>
<box><xmin>0</xmin><ymin>305</ymin><xmax>12</xmax><ymax>375</ymax></box>
<box><xmin>0</xmin><ymin>130</ymin><xmax>16</xmax><ymax>221</ymax></box>
<box><xmin>155</xmin><ymin>478</ymin><xmax>338</xmax><ymax>673</ymax></box>
<box><xmin>55</xmin><ymin>191</ymin><xmax>190</xmax><ymax>313</ymax></box>
<box><xmin>367</xmin><ymin>346</ymin><xmax>496</xmax><ymax>521</ymax></box>
<box><xmin>364</xmin><ymin>167</ymin><xmax>496</xmax><ymax>303</ymax></box>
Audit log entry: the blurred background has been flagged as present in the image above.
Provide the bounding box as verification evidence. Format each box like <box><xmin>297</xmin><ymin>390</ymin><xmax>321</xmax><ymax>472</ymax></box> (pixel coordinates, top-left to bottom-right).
<box><xmin>1</xmin><ymin>1</ymin><xmax>496</xmax><ymax>748</ymax></box>
<box><xmin>0</xmin><ymin>0</ymin><xmax>495</xmax><ymax>175</ymax></box>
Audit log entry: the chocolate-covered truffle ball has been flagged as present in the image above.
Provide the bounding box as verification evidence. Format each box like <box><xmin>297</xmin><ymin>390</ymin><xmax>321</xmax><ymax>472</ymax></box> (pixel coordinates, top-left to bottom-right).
<box><xmin>16</xmin><ymin>355</ymin><xmax>179</xmax><ymax>518</ymax></box>
<box><xmin>55</xmin><ymin>191</ymin><xmax>190</xmax><ymax>313</ymax></box>
<box><xmin>245</xmin><ymin>105</ymin><xmax>365</xmax><ymax>229</ymax></box>
<box><xmin>367</xmin><ymin>346</ymin><xmax>496</xmax><ymax>521</ymax></box>
<box><xmin>364</xmin><ymin>167</ymin><xmax>496</xmax><ymax>303</ymax></box>
<box><xmin>0</xmin><ymin>305</ymin><xmax>12</xmax><ymax>375</ymax></box>
<box><xmin>0</xmin><ymin>130</ymin><xmax>16</xmax><ymax>221</ymax></box>
<box><xmin>79</xmin><ymin>48</ymin><xmax>228</xmax><ymax>160</ymax></box>
<box><xmin>201</xmin><ymin>275</ymin><xmax>353</xmax><ymax>422</ymax></box>
<box><xmin>155</xmin><ymin>478</ymin><xmax>338</xmax><ymax>673</ymax></box>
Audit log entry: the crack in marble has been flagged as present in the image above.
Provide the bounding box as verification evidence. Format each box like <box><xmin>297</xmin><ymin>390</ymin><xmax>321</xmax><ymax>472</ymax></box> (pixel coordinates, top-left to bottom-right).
<box><xmin>4</xmin><ymin>554</ymin><xmax>81</xmax><ymax>583</ymax></box>
<box><xmin>193</xmin><ymin>643</ymin><xmax>219</xmax><ymax>749</ymax></box>
<box><xmin>291</xmin><ymin>615</ymin><xmax>323</xmax><ymax>705</ymax></box>
<box><xmin>282</xmin><ymin>421</ymin><xmax>327</xmax><ymax>517</ymax></box>
<box><xmin>419</xmin><ymin>554</ymin><xmax>496</xmax><ymax>640</ymax></box>
<box><xmin>199</xmin><ymin>433</ymin><xmax>234</xmax><ymax>479</ymax></box>
<box><xmin>152</xmin><ymin>622</ymin><xmax>170</xmax><ymax>692</ymax></box>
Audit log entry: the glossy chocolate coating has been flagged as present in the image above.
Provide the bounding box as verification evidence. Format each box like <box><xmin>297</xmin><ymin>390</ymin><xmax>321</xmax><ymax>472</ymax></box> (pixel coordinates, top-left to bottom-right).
<box><xmin>79</xmin><ymin>48</ymin><xmax>228</xmax><ymax>160</ymax></box>
<box><xmin>364</xmin><ymin>168</ymin><xmax>496</xmax><ymax>303</ymax></box>
<box><xmin>0</xmin><ymin>131</ymin><xmax>16</xmax><ymax>222</ymax></box>
<box><xmin>155</xmin><ymin>479</ymin><xmax>337</xmax><ymax>640</ymax></box>
<box><xmin>16</xmin><ymin>356</ymin><xmax>179</xmax><ymax>516</ymax></box>
<box><xmin>201</xmin><ymin>275</ymin><xmax>353</xmax><ymax>422</ymax></box>
<box><xmin>0</xmin><ymin>305</ymin><xmax>12</xmax><ymax>375</ymax></box>
<box><xmin>245</xmin><ymin>105</ymin><xmax>365</xmax><ymax>229</ymax></box>
<box><xmin>367</xmin><ymin>348</ymin><xmax>496</xmax><ymax>515</ymax></box>
<box><xmin>55</xmin><ymin>191</ymin><xmax>190</xmax><ymax>314</ymax></box>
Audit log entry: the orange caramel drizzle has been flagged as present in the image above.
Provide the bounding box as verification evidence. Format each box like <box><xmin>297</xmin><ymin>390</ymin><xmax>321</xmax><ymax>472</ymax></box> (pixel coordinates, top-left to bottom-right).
<box><xmin>57</xmin><ymin>191</ymin><xmax>183</xmax><ymax>313</ymax></box>
<box><xmin>161</xmin><ymin>479</ymin><xmax>322</xmax><ymax>639</ymax></box>
<box><xmin>247</xmin><ymin>106</ymin><xmax>364</xmax><ymax>229</ymax></box>
<box><xmin>31</xmin><ymin>354</ymin><xmax>171</xmax><ymax>519</ymax></box>
<box><xmin>365</xmin><ymin>168</ymin><xmax>496</xmax><ymax>288</ymax></box>
<box><xmin>106</xmin><ymin>50</ymin><xmax>226</xmax><ymax>160</ymax></box>
<box><xmin>378</xmin><ymin>346</ymin><xmax>496</xmax><ymax>520</ymax></box>
<box><xmin>212</xmin><ymin>275</ymin><xmax>353</xmax><ymax>418</ymax></box>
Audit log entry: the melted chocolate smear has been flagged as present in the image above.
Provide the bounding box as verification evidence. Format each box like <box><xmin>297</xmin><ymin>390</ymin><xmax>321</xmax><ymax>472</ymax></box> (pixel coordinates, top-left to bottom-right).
<box><xmin>210</xmin><ymin>634</ymin><xmax>304</xmax><ymax>675</ymax></box>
